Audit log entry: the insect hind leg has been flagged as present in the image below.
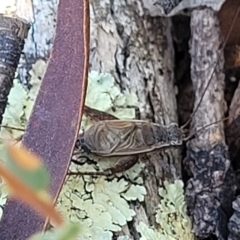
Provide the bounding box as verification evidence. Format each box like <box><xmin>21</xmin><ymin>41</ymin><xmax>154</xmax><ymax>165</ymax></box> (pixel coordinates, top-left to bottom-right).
<box><xmin>68</xmin><ymin>156</ymin><xmax>139</xmax><ymax>176</ymax></box>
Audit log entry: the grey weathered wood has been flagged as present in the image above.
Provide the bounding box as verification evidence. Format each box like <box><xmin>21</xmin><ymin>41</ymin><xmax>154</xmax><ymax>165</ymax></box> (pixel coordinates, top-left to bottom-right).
<box><xmin>19</xmin><ymin>0</ymin><xmax>184</xmax><ymax>239</ymax></box>
<box><xmin>5</xmin><ymin>1</ymin><xmax>240</xmax><ymax>239</ymax></box>
<box><xmin>18</xmin><ymin>0</ymin><xmax>58</xmax><ymax>84</ymax></box>
<box><xmin>185</xmin><ymin>8</ymin><xmax>237</xmax><ymax>240</ymax></box>
<box><xmin>154</xmin><ymin>0</ymin><xmax>182</xmax><ymax>14</ymax></box>
<box><xmin>0</xmin><ymin>16</ymin><xmax>29</xmax><ymax>125</ymax></box>
<box><xmin>1</xmin><ymin>0</ymin><xmax>186</xmax><ymax>239</ymax></box>
<box><xmin>89</xmin><ymin>0</ymin><xmax>182</xmax><ymax>237</ymax></box>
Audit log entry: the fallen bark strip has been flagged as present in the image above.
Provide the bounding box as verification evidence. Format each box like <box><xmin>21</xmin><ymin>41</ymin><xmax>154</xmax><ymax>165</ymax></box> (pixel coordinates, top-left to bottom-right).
<box><xmin>185</xmin><ymin>8</ymin><xmax>237</xmax><ymax>240</ymax></box>
<box><xmin>0</xmin><ymin>15</ymin><xmax>29</xmax><ymax>125</ymax></box>
<box><xmin>0</xmin><ymin>0</ymin><xmax>89</xmax><ymax>239</ymax></box>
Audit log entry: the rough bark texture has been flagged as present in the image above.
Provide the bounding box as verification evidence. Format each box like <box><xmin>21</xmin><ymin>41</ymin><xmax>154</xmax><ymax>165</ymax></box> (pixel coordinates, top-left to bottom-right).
<box><xmin>185</xmin><ymin>8</ymin><xmax>237</xmax><ymax>240</ymax></box>
<box><xmin>228</xmin><ymin>196</ymin><xmax>240</xmax><ymax>240</ymax></box>
<box><xmin>0</xmin><ymin>15</ymin><xmax>29</xmax><ymax>124</ymax></box>
<box><xmin>154</xmin><ymin>0</ymin><xmax>182</xmax><ymax>14</ymax></box>
<box><xmin>89</xmin><ymin>0</ymin><xmax>181</xmax><ymax>237</ymax></box>
<box><xmin>18</xmin><ymin>0</ymin><xmax>58</xmax><ymax>85</ymax></box>
<box><xmin>0</xmin><ymin>0</ymin><xmax>187</xmax><ymax>239</ymax></box>
<box><xmin>4</xmin><ymin>0</ymin><xmax>240</xmax><ymax>239</ymax></box>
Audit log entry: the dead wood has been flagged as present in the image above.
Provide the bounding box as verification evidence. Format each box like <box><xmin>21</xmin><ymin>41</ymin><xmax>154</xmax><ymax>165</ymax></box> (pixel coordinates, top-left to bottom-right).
<box><xmin>228</xmin><ymin>195</ymin><xmax>240</xmax><ymax>239</ymax></box>
<box><xmin>154</xmin><ymin>0</ymin><xmax>182</xmax><ymax>14</ymax></box>
<box><xmin>90</xmin><ymin>0</ymin><xmax>181</xmax><ymax>238</ymax></box>
<box><xmin>185</xmin><ymin>8</ymin><xmax>237</xmax><ymax>240</ymax></box>
<box><xmin>4</xmin><ymin>0</ymin><xmax>240</xmax><ymax>239</ymax></box>
<box><xmin>0</xmin><ymin>15</ymin><xmax>29</xmax><ymax>125</ymax></box>
<box><xmin>17</xmin><ymin>0</ymin><xmax>57</xmax><ymax>85</ymax></box>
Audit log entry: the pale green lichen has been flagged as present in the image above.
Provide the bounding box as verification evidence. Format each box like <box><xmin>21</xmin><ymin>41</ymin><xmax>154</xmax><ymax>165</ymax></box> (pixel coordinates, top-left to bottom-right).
<box><xmin>0</xmin><ymin>67</ymin><xmax>194</xmax><ymax>240</ymax></box>
<box><xmin>0</xmin><ymin>0</ymin><xmax>16</xmax><ymax>14</ymax></box>
<box><xmin>0</xmin><ymin>60</ymin><xmax>44</xmax><ymax>219</ymax></box>
<box><xmin>0</xmin><ymin>69</ymin><xmax>146</xmax><ymax>239</ymax></box>
<box><xmin>0</xmin><ymin>59</ymin><xmax>44</xmax><ymax>142</ymax></box>
<box><xmin>136</xmin><ymin>180</ymin><xmax>195</xmax><ymax>240</ymax></box>
<box><xmin>0</xmin><ymin>69</ymin><xmax>192</xmax><ymax>240</ymax></box>
<box><xmin>57</xmin><ymin>71</ymin><xmax>146</xmax><ymax>239</ymax></box>
<box><xmin>85</xmin><ymin>71</ymin><xmax>138</xmax><ymax>117</ymax></box>
<box><xmin>24</xmin><ymin>59</ymin><xmax>46</xmax><ymax>120</ymax></box>
<box><xmin>80</xmin><ymin>71</ymin><xmax>138</xmax><ymax>132</ymax></box>
<box><xmin>0</xmin><ymin>79</ymin><xmax>26</xmax><ymax>141</ymax></box>
<box><xmin>117</xmin><ymin>236</ymin><xmax>133</xmax><ymax>240</ymax></box>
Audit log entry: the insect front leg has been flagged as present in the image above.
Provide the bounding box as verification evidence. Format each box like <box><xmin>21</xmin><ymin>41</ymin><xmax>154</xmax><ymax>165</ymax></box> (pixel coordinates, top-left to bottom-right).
<box><xmin>105</xmin><ymin>155</ymin><xmax>139</xmax><ymax>174</ymax></box>
<box><xmin>68</xmin><ymin>155</ymin><xmax>139</xmax><ymax>176</ymax></box>
<box><xmin>84</xmin><ymin>105</ymin><xmax>118</xmax><ymax>121</ymax></box>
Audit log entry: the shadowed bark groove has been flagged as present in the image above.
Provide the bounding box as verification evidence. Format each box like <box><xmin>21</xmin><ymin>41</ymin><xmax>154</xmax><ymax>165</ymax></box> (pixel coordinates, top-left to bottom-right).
<box><xmin>185</xmin><ymin>8</ymin><xmax>237</xmax><ymax>240</ymax></box>
<box><xmin>226</xmin><ymin>81</ymin><xmax>240</xmax><ymax>181</ymax></box>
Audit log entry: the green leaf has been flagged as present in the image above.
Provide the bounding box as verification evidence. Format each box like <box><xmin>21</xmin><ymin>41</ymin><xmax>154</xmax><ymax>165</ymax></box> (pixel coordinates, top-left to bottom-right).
<box><xmin>31</xmin><ymin>222</ymin><xmax>80</xmax><ymax>240</ymax></box>
<box><xmin>0</xmin><ymin>145</ymin><xmax>50</xmax><ymax>191</ymax></box>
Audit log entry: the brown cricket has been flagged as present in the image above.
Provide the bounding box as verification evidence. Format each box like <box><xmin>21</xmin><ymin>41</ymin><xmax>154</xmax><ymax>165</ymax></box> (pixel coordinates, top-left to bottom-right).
<box><xmin>70</xmin><ymin>102</ymin><xmax>233</xmax><ymax>176</ymax></box>
<box><xmin>70</xmin><ymin>106</ymin><xmax>186</xmax><ymax>176</ymax></box>
<box><xmin>69</xmin><ymin>4</ymin><xmax>240</xmax><ymax>177</ymax></box>
<box><xmin>76</xmin><ymin>120</ymin><xmax>184</xmax><ymax>156</ymax></box>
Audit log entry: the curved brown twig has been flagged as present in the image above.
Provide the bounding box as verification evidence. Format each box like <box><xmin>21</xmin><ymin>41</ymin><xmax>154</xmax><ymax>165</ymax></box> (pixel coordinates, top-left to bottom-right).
<box><xmin>0</xmin><ymin>0</ymin><xmax>89</xmax><ymax>239</ymax></box>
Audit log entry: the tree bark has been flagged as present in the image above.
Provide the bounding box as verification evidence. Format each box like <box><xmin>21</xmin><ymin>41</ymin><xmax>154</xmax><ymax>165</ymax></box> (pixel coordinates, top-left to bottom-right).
<box><xmin>3</xmin><ymin>0</ymin><xmax>240</xmax><ymax>239</ymax></box>
<box><xmin>89</xmin><ymin>0</ymin><xmax>183</xmax><ymax>238</ymax></box>
<box><xmin>0</xmin><ymin>16</ymin><xmax>29</xmax><ymax>125</ymax></box>
<box><xmin>0</xmin><ymin>0</ymin><xmax>190</xmax><ymax>239</ymax></box>
<box><xmin>185</xmin><ymin>8</ymin><xmax>237</xmax><ymax>240</ymax></box>
<box><xmin>18</xmin><ymin>0</ymin><xmax>58</xmax><ymax>84</ymax></box>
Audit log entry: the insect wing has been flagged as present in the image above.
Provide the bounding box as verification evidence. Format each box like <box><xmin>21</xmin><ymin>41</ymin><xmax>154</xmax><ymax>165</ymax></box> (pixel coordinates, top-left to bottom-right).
<box><xmin>82</xmin><ymin>120</ymin><xmax>184</xmax><ymax>156</ymax></box>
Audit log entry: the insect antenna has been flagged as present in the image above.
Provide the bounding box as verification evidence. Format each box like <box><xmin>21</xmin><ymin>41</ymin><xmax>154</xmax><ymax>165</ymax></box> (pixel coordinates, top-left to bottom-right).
<box><xmin>183</xmin><ymin>115</ymin><xmax>237</xmax><ymax>142</ymax></box>
<box><xmin>0</xmin><ymin>125</ymin><xmax>25</xmax><ymax>132</ymax></box>
<box><xmin>181</xmin><ymin>5</ymin><xmax>240</xmax><ymax>131</ymax></box>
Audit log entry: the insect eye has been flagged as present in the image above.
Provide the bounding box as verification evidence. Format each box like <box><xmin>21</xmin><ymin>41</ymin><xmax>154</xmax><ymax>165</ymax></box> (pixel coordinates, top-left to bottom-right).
<box><xmin>75</xmin><ymin>136</ymin><xmax>85</xmax><ymax>149</ymax></box>
<box><xmin>75</xmin><ymin>139</ymin><xmax>80</xmax><ymax>149</ymax></box>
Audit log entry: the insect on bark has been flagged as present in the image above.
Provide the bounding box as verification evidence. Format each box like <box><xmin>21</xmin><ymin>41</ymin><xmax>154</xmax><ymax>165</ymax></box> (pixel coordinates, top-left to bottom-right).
<box><xmin>70</xmin><ymin>106</ymin><xmax>188</xmax><ymax>176</ymax></box>
<box><xmin>69</xmin><ymin>5</ymin><xmax>240</xmax><ymax>177</ymax></box>
<box><xmin>71</xmin><ymin>102</ymin><xmax>215</xmax><ymax>176</ymax></box>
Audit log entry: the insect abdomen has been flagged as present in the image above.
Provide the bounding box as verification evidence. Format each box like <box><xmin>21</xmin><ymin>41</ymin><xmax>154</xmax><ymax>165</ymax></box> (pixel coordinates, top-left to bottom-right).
<box><xmin>79</xmin><ymin>120</ymin><xmax>184</xmax><ymax>156</ymax></box>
